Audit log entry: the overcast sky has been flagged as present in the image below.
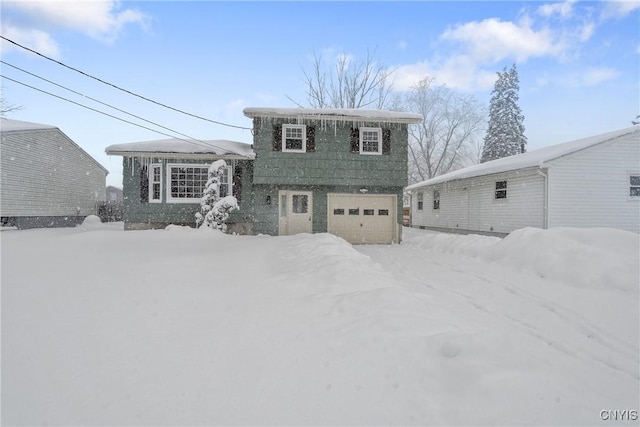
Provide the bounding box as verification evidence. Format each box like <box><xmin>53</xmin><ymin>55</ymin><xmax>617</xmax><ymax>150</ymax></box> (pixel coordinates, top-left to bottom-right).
<box><xmin>1</xmin><ymin>0</ymin><xmax>638</xmax><ymax>187</ymax></box>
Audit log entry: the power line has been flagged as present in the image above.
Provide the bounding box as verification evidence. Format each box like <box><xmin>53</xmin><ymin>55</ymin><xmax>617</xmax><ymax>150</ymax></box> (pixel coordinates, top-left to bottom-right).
<box><xmin>2</xmin><ymin>60</ymin><xmax>204</xmax><ymax>143</ymax></box>
<box><xmin>1</xmin><ymin>74</ymin><xmax>239</xmax><ymax>152</ymax></box>
<box><xmin>1</xmin><ymin>35</ymin><xmax>252</xmax><ymax>130</ymax></box>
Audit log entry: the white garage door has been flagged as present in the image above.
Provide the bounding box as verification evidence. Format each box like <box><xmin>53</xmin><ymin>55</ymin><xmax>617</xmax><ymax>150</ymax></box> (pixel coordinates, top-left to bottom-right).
<box><xmin>327</xmin><ymin>193</ymin><xmax>397</xmax><ymax>244</ymax></box>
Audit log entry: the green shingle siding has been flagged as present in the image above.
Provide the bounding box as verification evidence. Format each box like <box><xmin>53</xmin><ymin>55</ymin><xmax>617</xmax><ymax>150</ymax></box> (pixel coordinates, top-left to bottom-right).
<box><xmin>251</xmin><ymin>184</ymin><xmax>404</xmax><ymax>236</ymax></box>
<box><xmin>122</xmin><ymin>157</ymin><xmax>254</xmax><ymax>229</ymax></box>
<box><xmin>252</xmin><ymin>118</ymin><xmax>408</xmax><ymax>187</ymax></box>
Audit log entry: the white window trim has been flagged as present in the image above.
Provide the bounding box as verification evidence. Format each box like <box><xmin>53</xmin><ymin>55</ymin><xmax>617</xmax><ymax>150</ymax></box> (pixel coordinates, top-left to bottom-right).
<box><xmin>282</xmin><ymin>124</ymin><xmax>306</xmax><ymax>153</ymax></box>
<box><xmin>218</xmin><ymin>165</ymin><xmax>233</xmax><ymax>198</ymax></box>
<box><xmin>630</xmin><ymin>173</ymin><xmax>640</xmax><ymax>200</ymax></box>
<box><xmin>166</xmin><ymin>163</ymin><xmax>210</xmax><ymax>204</ymax></box>
<box><xmin>417</xmin><ymin>192</ymin><xmax>424</xmax><ymax>211</ymax></box>
<box><xmin>360</xmin><ymin>127</ymin><xmax>383</xmax><ymax>155</ymax></box>
<box><xmin>149</xmin><ymin>163</ymin><xmax>162</xmax><ymax>203</ymax></box>
<box><xmin>494</xmin><ymin>180</ymin><xmax>508</xmax><ymax>200</ymax></box>
<box><xmin>433</xmin><ymin>189</ymin><xmax>440</xmax><ymax>210</ymax></box>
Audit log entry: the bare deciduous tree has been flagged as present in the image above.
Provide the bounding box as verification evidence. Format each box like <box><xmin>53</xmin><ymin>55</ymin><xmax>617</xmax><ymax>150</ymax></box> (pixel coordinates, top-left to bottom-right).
<box><xmin>0</xmin><ymin>86</ymin><xmax>23</xmax><ymax>117</ymax></box>
<box><xmin>398</xmin><ymin>78</ymin><xmax>486</xmax><ymax>184</ymax></box>
<box><xmin>289</xmin><ymin>49</ymin><xmax>394</xmax><ymax>109</ymax></box>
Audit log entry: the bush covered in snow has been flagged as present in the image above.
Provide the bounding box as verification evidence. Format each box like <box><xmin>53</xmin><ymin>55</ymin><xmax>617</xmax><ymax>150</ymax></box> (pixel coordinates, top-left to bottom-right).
<box><xmin>195</xmin><ymin>160</ymin><xmax>238</xmax><ymax>231</ymax></box>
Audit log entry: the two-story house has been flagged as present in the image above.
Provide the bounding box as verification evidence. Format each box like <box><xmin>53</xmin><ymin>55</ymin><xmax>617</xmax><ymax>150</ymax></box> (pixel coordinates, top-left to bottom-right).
<box><xmin>242</xmin><ymin>107</ymin><xmax>422</xmax><ymax>244</ymax></box>
<box><xmin>106</xmin><ymin>107</ymin><xmax>422</xmax><ymax>243</ymax></box>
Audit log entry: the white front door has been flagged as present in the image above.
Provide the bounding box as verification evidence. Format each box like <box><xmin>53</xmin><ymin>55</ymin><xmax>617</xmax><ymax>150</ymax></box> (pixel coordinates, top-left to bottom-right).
<box><xmin>278</xmin><ymin>190</ymin><xmax>313</xmax><ymax>235</ymax></box>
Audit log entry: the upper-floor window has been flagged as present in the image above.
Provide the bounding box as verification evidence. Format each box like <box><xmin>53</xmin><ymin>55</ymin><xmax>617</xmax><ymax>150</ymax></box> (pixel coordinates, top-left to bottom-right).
<box><xmin>433</xmin><ymin>190</ymin><xmax>440</xmax><ymax>210</ymax></box>
<box><xmin>495</xmin><ymin>180</ymin><xmax>507</xmax><ymax>199</ymax></box>
<box><xmin>360</xmin><ymin>127</ymin><xmax>382</xmax><ymax>155</ymax></box>
<box><xmin>149</xmin><ymin>164</ymin><xmax>162</xmax><ymax>203</ymax></box>
<box><xmin>417</xmin><ymin>192</ymin><xmax>424</xmax><ymax>210</ymax></box>
<box><xmin>282</xmin><ymin>124</ymin><xmax>306</xmax><ymax>153</ymax></box>
<box><xmin>630</xmin><ymin>175</ymin><xmax>640</xmax><ymax>198</ymax></box>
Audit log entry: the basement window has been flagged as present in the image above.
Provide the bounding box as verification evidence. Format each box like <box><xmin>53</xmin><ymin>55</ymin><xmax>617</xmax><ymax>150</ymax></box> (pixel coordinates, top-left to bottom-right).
<box><xmin>631</xmin><ymin>175</ymin><xmax>640</xmax><ymax>198</ymax></box>
<box><xmin>495</xmin><ymin>181</ymin><xmax>507</xmax><ymax>199</ymax></box>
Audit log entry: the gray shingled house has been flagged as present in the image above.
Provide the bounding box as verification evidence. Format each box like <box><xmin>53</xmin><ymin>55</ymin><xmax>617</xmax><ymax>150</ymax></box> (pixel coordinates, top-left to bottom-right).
<box><xmin>1</xmin><ymin>118</ymin><xmax>108</xmax><ymax>229</ymax></box>
<box><xmin>106</xmin><ymin>107</ymin><xmax>422</xmax><ymax>244</ymax></box>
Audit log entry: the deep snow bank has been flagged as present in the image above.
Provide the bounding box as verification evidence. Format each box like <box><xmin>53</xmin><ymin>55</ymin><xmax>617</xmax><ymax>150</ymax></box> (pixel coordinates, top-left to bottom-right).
<box><xmin>404</xmin><ymin>227</ymin><xmax>639</xmax><ymax>292</ymax></box>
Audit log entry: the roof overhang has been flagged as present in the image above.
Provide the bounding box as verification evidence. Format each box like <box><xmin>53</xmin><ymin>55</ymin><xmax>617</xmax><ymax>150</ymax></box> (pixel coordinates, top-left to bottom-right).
<box><xmin>105</xmin><ymin>150</ymin><xmax>253</xmax><ymax>160</ymax></box>
<box><xmin>243</xmin><ymin>107</ymin><xmax>423</xmax><ymax>124</ymax></box>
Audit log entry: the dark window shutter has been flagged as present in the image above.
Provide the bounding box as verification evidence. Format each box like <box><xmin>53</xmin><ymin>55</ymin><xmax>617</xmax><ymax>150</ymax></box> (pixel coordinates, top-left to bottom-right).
<box><xmin>382</xmin><ymin>128</ymin><xmax>391</xmax><ymax>155</ymax></box>
<box><xmin>140</xmin><ymin>164</ymin><xmax>149</xmax><ymax>203</ymax></box>
<box><xmin>273</xmin><ymin>124</ymin><xmax>282</xmax><ymax>151</ymax></box>
<box><xmin>306</xmin><ymin>126</ymin><xmax>316</xmax><ymax>152</ymax></box>
<box><xmin>233</xmin><ymin>165</ymin><xmax>242</xmax><ymax>203</ymax></box>
<box><xmin>350</xmin><ymin>127</ymin><xmax>359</xmax><ymax>153</ymax></box>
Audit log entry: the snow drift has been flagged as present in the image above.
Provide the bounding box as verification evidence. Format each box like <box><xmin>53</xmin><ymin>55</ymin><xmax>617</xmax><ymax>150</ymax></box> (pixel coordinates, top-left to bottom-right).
<box><xmin>2</xmin><ymin>225</ymin><xmax>638</xmax><ymax>426</ymax></box>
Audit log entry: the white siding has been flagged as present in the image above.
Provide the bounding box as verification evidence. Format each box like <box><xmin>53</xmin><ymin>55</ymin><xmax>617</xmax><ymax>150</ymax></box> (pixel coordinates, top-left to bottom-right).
<box><xmin>546</xmin><ymin>134</ymin><xmax>640</xmax><ymax>233</ymax></box>
<box><xmin>1</xmin><ymin>128</ymin><xmax>107</xmax><ymax>217</ymax></box>
<box><xmin>411</xmin><ymin>168</ymin><xmax>545</xmax><ymax>234</ymax></box>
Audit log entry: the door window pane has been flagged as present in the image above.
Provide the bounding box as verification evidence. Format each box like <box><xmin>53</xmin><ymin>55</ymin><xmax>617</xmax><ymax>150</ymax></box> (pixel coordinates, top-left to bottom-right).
<box><xmin>292</xmin><ymin>195</ymin><xmax>308</xmax><ymax>213</ymax></box>
<box><xmin>280</xmin><ymin>195</ymin><xmax>287</xmax><ymax>217</ymax></box>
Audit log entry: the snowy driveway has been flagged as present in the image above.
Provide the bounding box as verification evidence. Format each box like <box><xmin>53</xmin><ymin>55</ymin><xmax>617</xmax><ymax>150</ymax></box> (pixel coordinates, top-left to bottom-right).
<box><xmin>1</xmin><ymin>223</ymin><xmax>638</xmax><ymax>426</ymax></box>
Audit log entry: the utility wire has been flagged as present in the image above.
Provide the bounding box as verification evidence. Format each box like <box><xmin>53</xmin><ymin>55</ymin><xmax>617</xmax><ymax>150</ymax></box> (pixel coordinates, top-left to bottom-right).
<box><xmin>2</xmin><ymin>61</ymin><xmax>196</xmax><ymax>141</ymax></box>
<box><xmin>1</xmin><ymin>60</ymin><xmax>236</xmax><ymax>153</ymax></box>
<box><xmin>1</xmin><ymin>74</ymin><xmax>239</xmax><ymax>152</ymax></box>
<box><xmin>1</xmin><ymin>35</ymin><xmax>252</xmax><ymax>130</ymax></box>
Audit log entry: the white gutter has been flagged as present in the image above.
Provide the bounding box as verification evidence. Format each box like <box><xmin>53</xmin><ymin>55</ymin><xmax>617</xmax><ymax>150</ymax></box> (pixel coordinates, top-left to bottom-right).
<box><xmin>105</xmin><ymin>151</ymin><xmax>254</xmax><ymax>160</ymax></box>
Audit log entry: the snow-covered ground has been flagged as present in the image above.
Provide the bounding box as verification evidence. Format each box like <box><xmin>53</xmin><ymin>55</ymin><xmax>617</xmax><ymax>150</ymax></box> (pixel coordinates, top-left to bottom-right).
<box><xmin>1</xmin><ymin>220</ymin><xmax>638</xmax><ymax>426</ymax></box>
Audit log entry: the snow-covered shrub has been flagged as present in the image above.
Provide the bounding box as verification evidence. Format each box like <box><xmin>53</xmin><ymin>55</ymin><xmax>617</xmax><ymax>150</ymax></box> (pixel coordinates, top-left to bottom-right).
<box><xmin>195</xmin><ymin>160</ymin><xmax>238</xmax><ymax>231</ymax></box>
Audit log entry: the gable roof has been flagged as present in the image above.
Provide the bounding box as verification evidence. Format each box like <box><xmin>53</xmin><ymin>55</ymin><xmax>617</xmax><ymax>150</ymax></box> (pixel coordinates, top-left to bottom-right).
<box><xmin>105</xmin><ymin>138</ymin><xmax>254</xmax><ymax>159</ymax></box>
<box><xmin>1</xmin><ymin>118</ymin><xmax>57</xmax><ymax>132</ymax></box>
<box><xmin>407</xmin><ymin>126</ymin><xmax>640</xmax><ymax>190</ymax></box>
<box><xmin>243</xmin><ymin>107</ymin><xmax>423</xmax><ymax>124</ymax></box>
<box><xmin>1</xmin><ymin>118</ymin><xmax>109</xmax><ymax>174</ymax></box>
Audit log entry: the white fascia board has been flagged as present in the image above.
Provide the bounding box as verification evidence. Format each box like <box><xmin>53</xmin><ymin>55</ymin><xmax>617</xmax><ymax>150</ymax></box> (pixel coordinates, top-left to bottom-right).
<box><xmin>243</xmin><ymin>107</ymin><xmax>423</xmax><ymax>124</ymax></box>
<box><xmin>105</xmin><ymin>151</ymin><xmax>253</xmax><ymax>160</ymax></box>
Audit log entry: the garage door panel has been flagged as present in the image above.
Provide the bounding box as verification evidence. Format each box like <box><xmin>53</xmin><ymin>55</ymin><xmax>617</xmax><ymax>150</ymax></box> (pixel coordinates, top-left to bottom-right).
<box><xmin>327</xmin><ymin>193</ymin><xmax>396</xmax><ymax>244</ymax></box>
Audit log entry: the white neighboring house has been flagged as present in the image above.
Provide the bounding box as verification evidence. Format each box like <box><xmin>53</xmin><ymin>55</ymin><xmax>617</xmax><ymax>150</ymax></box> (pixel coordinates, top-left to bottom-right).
<box><xmin>407</xmin><ymin>126</ymin><xmax>640</xmax><ymax>236</ymax></box>
<box><xmin>1</xmin><ymin>118</ymin><xmax>108</xmax><ymax>229</ymax></box>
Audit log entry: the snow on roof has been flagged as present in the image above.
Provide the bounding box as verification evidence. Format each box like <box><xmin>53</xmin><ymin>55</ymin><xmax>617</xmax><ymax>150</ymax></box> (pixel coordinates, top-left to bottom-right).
<box><xmin>105</xmin><ymin>138</ymin><xmax>254</xmax><ymax>158</ymax></box>
<box><xmin>407</xmin><ymin>126</ymin><xmax>640</xmax><ymax>190</ymax></box>
<box><xmin>243</xmin><ymin>107</ymin><xmax>423</xmax><ymax>124</ymax></box>
<box><xmin>1</xmin><ymin>118</ymin><xmax>57</xmax><ymax>132</ymax></box>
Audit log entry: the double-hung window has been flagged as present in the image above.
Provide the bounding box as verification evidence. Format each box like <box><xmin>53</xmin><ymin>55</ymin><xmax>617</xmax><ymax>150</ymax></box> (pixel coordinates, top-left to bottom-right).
<box><xmin>149</xmin><ymin>164</ymin><xmax>162</xmax><ymax>203</ymax></box>
<box><xmin>360</xmin><ymin>127</ymin><xmax>382</xmax><ymax>155</ymax></box>
<box><xmin>282</xmin><ymin>124</ymin><xmax>306</xmax><ymax>153</ymax></box>
<box><xmin>219</xmin><ymin>166</ymin><xmax>232</xmax><ymax>198</ymax></box>
<box><xmin>433</xmin><ymin>190</ymin><xmax>440</xmax><ymax>210</ymax></box>
<box><xmin>417</xmin><ymin>192</ymin><xmax>424</xmax><ymax>211</ymax></box>
<box><xmin>631</xmin><ymin>175</ymin><xmax>640</xmax><ymax>198</ymax></box>
<box><xmin>495</xmin><ymin>180</ymin><xmax>507</xmax><ymax>199</ymax></box>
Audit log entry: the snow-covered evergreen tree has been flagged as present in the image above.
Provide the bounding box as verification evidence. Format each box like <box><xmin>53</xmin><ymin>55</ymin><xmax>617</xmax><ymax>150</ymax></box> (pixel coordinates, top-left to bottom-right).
<box><xmin>195</xmin><ymin>160</ymin><xmax>238</xmax><ymax>231</ymax></box>
<box><xmin>480</xmin><ymin>64</ymin><xmax>526</xmax><ymax>163</ymax></box>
